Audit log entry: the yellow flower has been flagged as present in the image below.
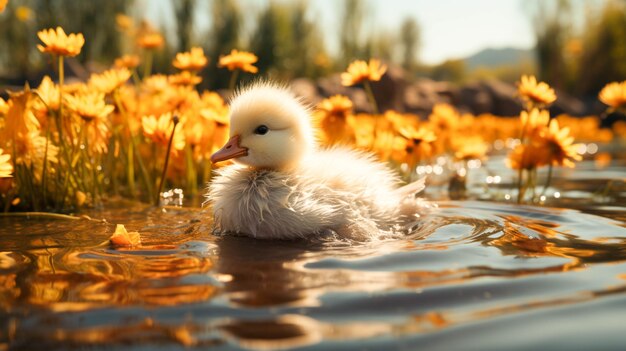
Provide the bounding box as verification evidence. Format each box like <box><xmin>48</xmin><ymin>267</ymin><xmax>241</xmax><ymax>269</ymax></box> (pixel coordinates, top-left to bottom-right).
<box><xmin>16</xmin><ymin>6</ymin><xmax>33</xmax><ymax>22</ymax></box>
<box><xmin>37</xmin><ymin>27</ymin><xmax>84</xmax><ymax>57</ymax></box>
<box><xmin>316</xmin><ymin>95</ymin><xmax>354</xmax><ymax>144</ymax></box>
<box><xmin>385</xmin><ymin>110</ymin><xmax>419</xmax><ymax>132</ymax></box>
<box><xmin>341</xmin><ymin>59</ymin><xmax>387</xmax><ymax>86</ymax></box>
<box><xmin>317</xmin><ymin>95</ymin><xmax>353</xmax><ymax>118</ymax></box>
<box><xmin>507</xmin><ymin>144</ymin><xmax>541</xmax><ymax>170</ymax></box>
<box><xmin>429</xmin><ymin>103</ymin><xmax>460</xmax><ymax>131</ymax></box>
<box><xmin>520</xmin><ymin>108</ymin><xmax>550</xmax><ymax>138</ymax></box>
<box><xmin>114</xmin><ymin>54</ymin><xmax>140</xmax><ymax>69</ymax></box>
<box><xmin>0</xmin><ymin>97</ymin><xmax>8</xmax><ymax>115</ymax></box>
<box><xmin>115</xmin><ymin>14</ymin><xmax>134</xmax><ymax>31</ymax></box>
<box><xmin>64</xmin><ymin>91</ymin><xmax>114</xmax><ymax>122</ymax></box>
<box><xmin>137</xmin><ymin>32</ymin><xmax>164</xmax><ymax>49</ymax></box>
<box><xmin>64</xmin><ymin>92</ymin><xmax>112</xmax><ymax>153</ymax></box>
<box><xmin>393</xmin><ymin>126</ymin><xmax>437</xmax><ymax>167</ymax></box>
<box><xmin>34</xmin><ymin>76</ymin><xmax>60</xmax><ymax>111</ymax></box>
<box><xmin>218</xmin><ymin>49</ymin><xmax>258</xmax><ymax>73</ymax></box>
<box><xmin>0</xmin><ymin>0</ymin><xmax>7</xmax><ymax>13</ymax></box>
<box><xmin>3</xmin><ymin>90</ymin><xmax>40</xmax><ymax>142</ymax></box>
<box><xmin>534</xmin><ymin>119</ymin><xmax>582</xmax><ymax>168</ymax></box>
<box><xmin>12</xmin><ymin>131</ymin><xmax>58</xmax><ymax>180</ymax></box>
<box><xmin>168</xmin><ymin>71</ymin><xmax>202</xmax><ymax>86</ymax></box>
<box><xmin>453</xmin><ymin>137</ymin><xmax>488</xmax><ymax>161</ymax></box>
<box><xmin>598</xmin><ymin>81</ymin><xmax>626</xmax><ymax>110</ymax></box>
<box><xmin>88</xmin><ymin>68</ymin><xmax>131</xmax><ymax>94</ymax></box>
<box><xmin>0</xmin><ymin>148</ymin><xmax>13</xmax><ymax>178</ymax></box>
<box><xmin>142</xmin><ymin>74</ymin><xmax>170</xmax><ymax>94</ymax></box>
<box><xmin>200</xmin><ymin>91</ymin><xmax>228</xmax><ymax>112</ymax></box>
<box><xmin>173</xmin><ymin>47</ymin><xmax>208</xmax><ymax>71</ymax></box>
<box><xmin>517</xmin><ymin>75</ymin><xmax>556</xmax><ymax>108</ymax></box>
<box><xmin>142</xmin><ymin>112</ymin><xmax>185</xmax><ymax>151</ymax></box>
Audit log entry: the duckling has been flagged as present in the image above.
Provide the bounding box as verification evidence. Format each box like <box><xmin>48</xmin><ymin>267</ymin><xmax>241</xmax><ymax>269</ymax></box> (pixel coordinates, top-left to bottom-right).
<box><xmin>207</xmin><ymin>82</ymin><xmax>426</xmax><ymax>240</ymax></box>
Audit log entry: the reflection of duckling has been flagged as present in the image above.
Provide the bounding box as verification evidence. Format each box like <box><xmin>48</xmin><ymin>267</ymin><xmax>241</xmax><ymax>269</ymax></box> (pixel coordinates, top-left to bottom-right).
<box><xmin>208</xmin><ymin>82</ymin><xmax>426</xmax><ymax>240</ymax></box>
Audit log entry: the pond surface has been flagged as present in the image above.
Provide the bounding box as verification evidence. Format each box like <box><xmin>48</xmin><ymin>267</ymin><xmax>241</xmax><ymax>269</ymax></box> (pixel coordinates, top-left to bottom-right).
<box><xmin>1</xmin><ymin>157</ymin><xmax>626</xmax><ymax>350</ymax></box>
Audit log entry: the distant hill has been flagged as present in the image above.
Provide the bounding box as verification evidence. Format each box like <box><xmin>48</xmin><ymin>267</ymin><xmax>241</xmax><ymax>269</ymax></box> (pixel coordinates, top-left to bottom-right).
<box><xmin>463</xmin><ymin>47</ymin><xmax>535</xmax><ymax>71</ymax></box>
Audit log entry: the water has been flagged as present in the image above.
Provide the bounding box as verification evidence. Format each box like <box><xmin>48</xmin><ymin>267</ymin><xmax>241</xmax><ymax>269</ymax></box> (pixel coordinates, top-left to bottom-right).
<box><xmin>1</xmin><ymin>158</ymin><xmax>626</xmax><ymax>350</ymax></box>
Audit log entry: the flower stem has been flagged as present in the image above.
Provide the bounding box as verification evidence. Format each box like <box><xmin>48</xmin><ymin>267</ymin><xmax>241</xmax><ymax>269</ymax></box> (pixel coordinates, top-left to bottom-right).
<box><xmin>41</xmin><ymin>120</ymin><xmax>51</xmax><ymax>208</ymax></box>
<box><xmin>155</xmin><ymin>116</ymin><xmax>180</xmax><ymax>206</ymax></box>
<box><xmin>539</xmin><ymin>163</ymin><xmax>554</xmax><ymax>200</ymax></box>
<box><xmin>228</xmin><ymin>70</ymin><xmax>240</xmax><ymax>92</ymax></box>
<box><xmin>58</xmin><ymin>56</ymin><xmax>65</xmax><ymax>142</ymax></box>
<box><xmin>143</xmin><ymin>50</ymin><xmax>153</xmax><ymax>80</ymax></box>
<box><xmin>363</xmin><ymin>80</ymin><xmax>379</xmax><ymax>115</ymax></box>
<box><xmin>185</xmin><ymin>145</ymin><xmax>197</xmax><ymax>195</ymax></box>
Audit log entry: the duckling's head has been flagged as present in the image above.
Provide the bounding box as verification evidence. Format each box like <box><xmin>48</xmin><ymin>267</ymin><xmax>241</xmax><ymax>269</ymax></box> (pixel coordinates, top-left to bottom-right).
<box><xmin>211</xmin><ymin>82</ymin><xmax>316</xmax><ymax>170</ymax></box>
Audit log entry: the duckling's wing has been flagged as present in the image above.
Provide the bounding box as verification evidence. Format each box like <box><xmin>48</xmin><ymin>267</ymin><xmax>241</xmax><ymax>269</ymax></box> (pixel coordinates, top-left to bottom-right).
<box><xmin>394</xmin><ymin>177</ymin><xmax>426</xmax><ymax>198</ymax></box>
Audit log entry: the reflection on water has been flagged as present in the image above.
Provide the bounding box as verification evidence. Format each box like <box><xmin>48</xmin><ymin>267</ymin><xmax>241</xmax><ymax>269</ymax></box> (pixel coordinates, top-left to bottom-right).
<box><xmin>2</xmin><ymin>168</ymin><xmax>626</xmax><ymax>350</ymax></box>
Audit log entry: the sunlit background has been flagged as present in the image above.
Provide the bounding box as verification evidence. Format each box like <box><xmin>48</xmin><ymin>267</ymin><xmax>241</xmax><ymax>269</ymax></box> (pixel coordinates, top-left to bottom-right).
<box><xmin>1</xmin><ymin>0</ymin><xmax>624</xmax><ymax>101</ymax></box>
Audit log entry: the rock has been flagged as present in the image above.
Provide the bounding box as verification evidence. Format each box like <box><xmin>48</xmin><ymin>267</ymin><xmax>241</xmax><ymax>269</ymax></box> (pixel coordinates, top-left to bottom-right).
<box><xmin>459</xmin><ymin>82</ymin><xmax>493</xmax><ymax>114</ymax></box>
<box><xmin>370</xmin><ymin>65</ymin><xmax>407</xmax><ymax>112</ymax></box>
<box><xmin>551</xmin><ymin>89</ymin><xmax>586</xmax><ymax>116</ymax></box>
<box><xmin>480</xmin><ymin>80</ymin><xmax>522</xmax><ymax>116</ymax></box>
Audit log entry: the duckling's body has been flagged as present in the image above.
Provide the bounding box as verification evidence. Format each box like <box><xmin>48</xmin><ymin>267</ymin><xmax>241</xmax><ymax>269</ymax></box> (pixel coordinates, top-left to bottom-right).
<box><xmin>207</xmin><ymin>83</ymin><xmax>425</xmax><ymax>240</ymax></box>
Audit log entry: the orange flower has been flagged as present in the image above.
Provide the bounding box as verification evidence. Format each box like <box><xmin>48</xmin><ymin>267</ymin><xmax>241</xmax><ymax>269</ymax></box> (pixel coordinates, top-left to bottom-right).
<box><xmin>88</xmin><ymin>68</ymin><xmax>131</xmax><ymax>94</ymax></box>
<box><xmin>341</xmin><ymin>59</ymin><xmax>387</xmax><ymax>86</ymax></box>
<box><xmin>12</xmin><ymin>131</ymin><xmax>58</xmax><ymax>180</ymax></box>
<box><xmin>218</xmin><ymin>49</ymin><xmax>258</xmax><ymax>73</ymax></box>
<box><xmin>316</xmin><ymin>95</ymin><xmax>354</xmax><ymax>144</ymax></box>
<box><xmin>37</xmin><ymin>27</ymin><xmax>84</xmax><ymax>57</ymax></box>
<box><xmin>137</xmin><ymin>32</ymin><xmax>164</xmax><ymax>49</ymax></box>
<box><xmin>507</xmin><ymin>144</ymin><xmax>541</xmax><ymax>170</ymax></box>
<box><xmin>168</xmin><ymin>71</ymin><xmax>202</xmax><ymax>86</ymax></box>
<box><xmin>173</xmin><ymin>47</ymin><xmax>208</xmax><ymax>71</ymax></box>
<box><xmin>115</xmin><ymin>14</ymin><xmax>134</xmax><ymax>31</ymax></box>
<box><xmin>16</xmin><ymin>6</ymin><xmax>33</xmax><ymax>22</ymax></box>
<box><xmin>114</xmin><ymin>54</ymin><xmax>140</xmax><ymax>69</ymax></box>
<box><xmin>0</xmin><ymin>148</ymin><xmax>12</xmax><ymax>178</ymax></box>
<box><xmin>141</xmin><ymin>74</ymin><xmax>170</xmax><ymax>94</ymax></box>
<box><xmin>3</xmin><ymin>90</ymin><xmax>40</xmax><ymax>140</ymax></box>
<box><xmin>0</xmin><ymin>97</ymin><xmax>8</xmax><ymax>115</ymax></box>
<box><xmin>141</xmin><ymin>112</ymin><xmax>185</xmax><ymax>151</ymax></box>
<box><xmin>393</xmin><ymin>126</ymin><xmax>437</xmax><ymax>167</ymax></box>
<box><xmin>453</xmin><ymin>137</ymin><xmax>488</xmax><ymax>161</ymax></box>
<box><xmin>317</xmin><ymin>95</ymin><xmax>353</xmax><ymax>118</ymax></box>
<box><xmin>534</xmin><ymin>119</ymin><xmax>582</xmax><ymax>168</ymax></box>
<box><xmin>0</xmin><ymin>0</ymin><xmax>8</xmax><ymax>13</ymax></box>
<box><xmin>520</xmin><ymin>108</ymin><xmax>550</xmax><ymax>138</ymax></box>
<box><xmin>65</xmin><ymin>91</ymin><xmax>114</xmax><ymax>122</ymax></box>
<box><xmin>517</xmin><ymin>75</ymin><xmax>556</xmax><ymax>108</ymax></box>
<box><xmin>599</xmin><ymin>81</ymin><xmax>626</xmax><ymax>110</ymax></box>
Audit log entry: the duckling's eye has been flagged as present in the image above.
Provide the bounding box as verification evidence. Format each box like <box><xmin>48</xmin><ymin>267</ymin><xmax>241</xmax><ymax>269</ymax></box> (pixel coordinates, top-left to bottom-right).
<box><xmin>254</xmin><ymin>125</ymin><xmax>269</xmax><ymax>135</ymax></box>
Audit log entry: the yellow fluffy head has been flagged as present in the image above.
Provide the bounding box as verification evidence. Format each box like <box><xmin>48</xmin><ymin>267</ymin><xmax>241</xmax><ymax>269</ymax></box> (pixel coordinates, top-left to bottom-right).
<box><xmin>226</xmin><ymin>82</ymin><xmax>317</xmax><ymax>169</ymax></box>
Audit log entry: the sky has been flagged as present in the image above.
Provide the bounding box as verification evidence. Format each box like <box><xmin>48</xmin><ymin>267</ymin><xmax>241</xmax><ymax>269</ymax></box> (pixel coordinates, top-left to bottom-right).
<box><xmin>144</xmin><ymin>0</ymin><xmax>598</xmax><ymax>65</ymax></box>
<box><xmin>307</xmin><ymin>0</ymin><xmax>535</xmax><ymax>64</ymax></box>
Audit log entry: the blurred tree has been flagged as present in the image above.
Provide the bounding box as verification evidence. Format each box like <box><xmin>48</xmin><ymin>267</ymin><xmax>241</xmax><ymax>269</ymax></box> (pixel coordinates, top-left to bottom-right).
<box><xmin>250</xmin><ymin>2</ymin><xmax>292</xmax><ymax>77</ymax></box>
<box><xmin>577</xmin><ymin>0</ymin><xmax>626</xmax><ymax>95</ymax></box>
<box><xmin>288</xmin><ymin>1</ymin><xmax>326</xmax><ymax>78</ymax></box>
<box><xmin>204</xmin><ymin>0</ymin><xmax>242</xmax><ymax>89</ymax></box>
<box><xmin>339</xmin><ymin>0</ymin><xmax>366</xmax><ymax>66</ymax></box>
<box><xmin>400</xmin><ymin>17</ymin><xmax>420</xmax><ymax>74</ymax></box>
<box><xmin>173</xmin><ymin>0</ymin><xmax>195</xmax><ymax>52</ymax></box>
<box><xmin>0</xmin><ymin>0</ymin><xmax>132</xmax><ymax>81</ymax></box>
<box><xmin>431</xmin><ymin>59</ymin><xmax>466</xmax><ymax>83</ymax></box>
<box><xmin>0</xmin><ymin>1</ymin><xmax>38</xmax><ymax>79</ymax></box>
<box><xmin>531</xmin><ymin>0</ymin><xmax>571</xmax><ymax>90</ymax></box>
<box><xmin>363</xmin><ymin>31</ymin><xmax>395</xmax><ymax>63</ymax></box>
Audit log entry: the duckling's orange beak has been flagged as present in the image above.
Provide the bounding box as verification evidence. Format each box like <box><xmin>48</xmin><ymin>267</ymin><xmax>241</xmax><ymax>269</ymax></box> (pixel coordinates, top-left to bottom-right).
<box><xmin>211</xmin><ymin>135</ymin><xmax>248</xmax><ymax>163</ymax></box>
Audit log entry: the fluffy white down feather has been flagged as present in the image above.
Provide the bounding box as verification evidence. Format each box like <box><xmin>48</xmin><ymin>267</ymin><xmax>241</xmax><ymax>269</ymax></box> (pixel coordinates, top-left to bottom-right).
<box><xmin>208</xmin><ymin>147</ymin><xmax>425</xmax><ymax>240</ymax></box>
